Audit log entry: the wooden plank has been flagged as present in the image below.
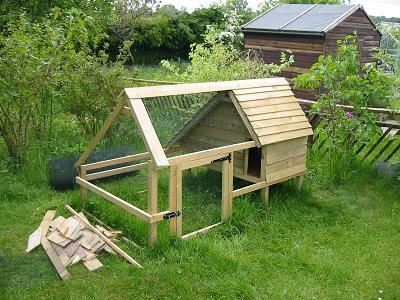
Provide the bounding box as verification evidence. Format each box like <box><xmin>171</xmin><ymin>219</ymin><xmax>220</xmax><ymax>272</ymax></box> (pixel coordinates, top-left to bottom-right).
<box><xmin>181</xmin><ymin>222</ymin><xmax>223</xmax><ymax>240</ymax></box>
<box><xmin>82</xmin><ymin>152</ymin><xmax>150</xmax><ymax>171</ymax></box>
<box><xmin>128</xmin><ymin>98</ymin><xmax>169</xmax><ymax>167</ymax></box>
<box><xmin>259</xmin><ymin>128</ymin><xmax>313</xmax><ymax>145</ymax></box>
<box><xmin>285</xmin><ymin>66</ymin><xmax>310</xmax><ymax>74</ymax></box>
<box><xmin>147</xmin><ymin>162</ymin><xmax>158</xmax><ymax>246</ymax></box>
<box><xmin>123</xmin><ymin>78</ymin><xmax>289</xmax><ymax>99</ymax></box>
<box><xmin>150</xmin><ymin>210</ymin><xmax>171</xmax><ymax>224</ymax></box>
<box><xmin>168</xmin><ymin>166</ymin><xmax>178</xmax><ymax>235</ymax></box>
<box><xmin>75</xmin><ymin>177</ymin><xmax>152</xmax><ymax>222</ymax></box>
<box><xmin>266</xmin><ymin>154</ymin><xmax>306</xmax><ymax>173</ymax></box>
<box><xmin>83</xmin><ymin>257</ymin><xmax>103</xmax><ymax>271</ymax></box>
<box><xmin>232</xmin><ymin>181</ymin><xmax>268</xmax><ymax>198</ymax></box>
<box><xmin>168</xmin><ymin>141</ymin><xmax>256</xmax><ymax>166</ymax></box>
<box><xmin>255</xmin><ymin>121</ymin><xmax>311</xmax><ymax>136</ymax></box>
<box><xmin>244</xmin><ymin>44</ymin><xmax>323</xmax><ymax>54</ymax></box>
<box><xmin>296</xmin><ymin>175</ymin><xmax>304</xmax><ymax>191</ymax></box>
<box><xmin>176</xmin><ymin>166</ymin><xmax>183</xmax><ymax>238</ymax></box>
<box><xmin>39</xmin><ymin>211</ymin><xmax>70</xmax><ymax>280</ymax></box>
<box><xmin>76</xmin><ymin>96</ymin><xmax>126</xmax><ymax>167</ymax></box>
<box><xmin>247</xmin><ymin>109</ymin><xmax>305</xmax><ymax>122</ymax></box>
<box><xmin>81</xmin><ymin>147</ymin><xmax>180</xmax><ymax>172</ymax></box>
<box><xmin>235</xmin><ymin>90</ymin><xmax>294</xmax><ymax>102</ymax></box>
<box><xmin>337</xmin><ymin>21</ymin><xmax>375</xmax><ymax>30</ymax></box>
<box><xmin>260</xmin><ymin>186</ymin><xmax>269</xmax><ymax>204</ymax></box>
<box><xmin>181</xmin><ymin>153</ymin><xmax>228</xmax><ymax>170</ymax></box>
<box><xmin>266</xmin><ymin>164</ymin><xmax>306</xmax><ymax>183</ymax></box>
<box><xmin>228</xmin><ymin>91</ymin><xmax>261</xmax><ymax>147</ymax></box>
<box><xmin>244</xmin><ymin>32</ymin><xmax>324</xmax><ymax>44</ymax></box>
<box><xmin>267</xmin><ymin>145</ymin><xmax>307</xmax><ymax>165</ymax></box>
<box><xmin>221</xmin><ymin>155</ymin><xmax>234</xmax><ymax>220</ymax></box>
<box><xmin>233</xmin><ymin>85</ymin><xmax>290</xmax><ymax>95</ymax></box>
<box><xmin>65</xmin><ymin>205</ymin><xmax>143</xmax><ymax>268</ymax></box>
<box><xmin>187</xmin><ymin>134</ymin><xmax>231</xmax><ymax>149</ymax></box>
<box><xmin>243</xmin><ymin>103</ymin><xmax>301</xmax><ymax>116</ymax></box>
<box><xmin>238</xmin><ymin>96</ymin><xmax>296</xmax><ymax>109</ymax></box>
<box><xmin>244</xmin><ymin>38</ymin><xmax>324</xmax><ymax>51</ymax></box>
<box><xmin>85</xmin><ymin>162</ymin><xmax>148</xmax><ymax>181</ymax></box>
<box><xmin>251</xmin><ymin>116</ymin><xmax>309</xmax><ymax>128</ymax></box>
<box><xmin>194</xmin><ymin>126</ymin><xmax>245</xmax><ymax>143</ymax></box>
<box><xmin>26</xmin><ymin>227</ymin><xmax>42</xmax><ymax>253</ymax></box>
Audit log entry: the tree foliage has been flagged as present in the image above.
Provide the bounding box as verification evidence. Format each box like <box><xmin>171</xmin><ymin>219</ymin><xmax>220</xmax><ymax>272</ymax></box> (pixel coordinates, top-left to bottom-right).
<box><xmin>0</xmin><ymin>11</ymin><xmax>128</xmax><ymax>165</ymax></box>
<box><xmin>293</xmin><ymin>35</ymin><xmax>394</xmax><ymax>151</ymax></box>
<box><xmin>161</xmin><ymin>13</ymin><xmax>293</xmax><ymax>83</ymax></box>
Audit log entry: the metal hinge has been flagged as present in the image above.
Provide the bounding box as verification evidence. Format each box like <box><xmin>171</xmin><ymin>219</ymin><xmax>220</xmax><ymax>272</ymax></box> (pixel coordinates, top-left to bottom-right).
<box><xmin>163</xmin><ymin>211</ymin><xmax>181</xmax><ymax>220</ymax></box>
<box><xmin>211</xmin><ymin>153</ymin><xmax>231</xmax><ymax>163</ymax></box>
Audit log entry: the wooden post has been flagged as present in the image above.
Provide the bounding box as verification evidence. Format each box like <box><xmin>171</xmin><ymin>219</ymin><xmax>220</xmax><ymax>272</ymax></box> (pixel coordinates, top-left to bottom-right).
<box><xmin>260</xmin><ymin>146</ymin><xmax>269</xmax><ymax>204</ymax></box>
<box><xmin>221</xmin><ymin>153</ymin><xmax>233</xmax><ymax>221</ymax></box>
<box><xmin>168</xmin><ymin>165</ymin><xmax>182</xmax><ymax>238</ymax></box>
<box><xmin>260</xmin><ymin>186</ymin><xmax>269</xmax><ymax>205</ymax></box>
<box><xmin>296</xmin><ymin>175</ymin><xmax>304</xmax><ymax>191</ymax></box>
<box><xmin>176</xmin><ymin>166</ymin><xmax>183</xmax><ymax>238</ymax></box>
<box><xmin>147</xmin><ymin>162</ymin><xmax>158</xmax><ymax>246</ymax></box>
<box><xmin>169</xmin><ymin>166</ymin><xmax>177</xmax><ymax>236</ymax></box>
<box><xmin>79</xmin><ymin>167</ymin><xmax>88</xmax><ymax>209</ymax></box>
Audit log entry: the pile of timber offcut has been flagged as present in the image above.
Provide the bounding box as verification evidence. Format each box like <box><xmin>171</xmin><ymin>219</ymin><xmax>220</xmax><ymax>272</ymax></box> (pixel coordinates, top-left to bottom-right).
<box><xmin>26</xmin><ymin>205</ymin><xmax>142</xmax><ymax>280</ymax></box>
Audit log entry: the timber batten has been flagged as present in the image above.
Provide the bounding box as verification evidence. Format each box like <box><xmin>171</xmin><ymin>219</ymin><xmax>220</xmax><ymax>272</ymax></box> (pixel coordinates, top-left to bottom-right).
<box><xmin>76</xmin><ymin>78</ymin><xmax>312</xmax><ymax>246</ymax></box>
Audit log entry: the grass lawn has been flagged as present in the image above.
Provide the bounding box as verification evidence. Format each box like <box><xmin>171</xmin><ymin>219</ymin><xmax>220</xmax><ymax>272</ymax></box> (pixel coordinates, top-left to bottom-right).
<box><xmin>0</xmin><ymin>166</ymin><xmax>399</xmax><ymax>299</ymax></box>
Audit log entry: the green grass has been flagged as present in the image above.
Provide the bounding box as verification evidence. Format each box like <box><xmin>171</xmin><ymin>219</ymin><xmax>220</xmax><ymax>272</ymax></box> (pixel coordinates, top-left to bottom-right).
<box><xmin>0</xmin><ymin>165</ymin><xmax>399</xmax><ymax>299</ymax></box>
<box><xmin>0</xmin><ymin>67</ymin><xmax>399</xmax><ymax>299</ymax></box>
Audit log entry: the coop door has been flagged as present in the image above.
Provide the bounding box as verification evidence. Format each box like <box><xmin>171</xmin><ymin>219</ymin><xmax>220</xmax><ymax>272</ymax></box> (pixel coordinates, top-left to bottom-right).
<box><xmin>247</xmin><ymin>146</ymin><xmax>261</xmax><ymax>177</ymax></box>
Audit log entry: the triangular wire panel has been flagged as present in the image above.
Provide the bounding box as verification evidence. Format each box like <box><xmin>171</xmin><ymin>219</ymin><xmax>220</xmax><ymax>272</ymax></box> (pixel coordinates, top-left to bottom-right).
<box><xmin>165</xmin><ymin>92</ymin><xmax>225</xmax><ymax>148</ymax></box>
<box><xmin>127</xmin><ymin>98</ymin><xmax>169</xmax><ymax>168</ymax></box>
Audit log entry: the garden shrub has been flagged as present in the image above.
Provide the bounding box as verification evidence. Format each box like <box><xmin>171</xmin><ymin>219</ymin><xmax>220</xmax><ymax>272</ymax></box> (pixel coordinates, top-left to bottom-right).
<box><xmin>293</xmin><ymin>35</ymin><xmax>396</xmax><ymax>185</ymax></box>
<box><xmin>0</xmin><ymin>10</ymin><xmax>129</xmax><ymax>166</ymax></box>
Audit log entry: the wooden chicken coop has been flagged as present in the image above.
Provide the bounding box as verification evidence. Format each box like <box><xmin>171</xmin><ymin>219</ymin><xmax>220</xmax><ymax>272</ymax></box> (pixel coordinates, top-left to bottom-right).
<box><xmin>243</xmin><ymin>4</ymin><xmax>382</xmax><ymax>98</ymax></box>
<box><xmin>75</xmin><ymin>78</ymin><xmax>313</xmax><ymax>246</ymax></box>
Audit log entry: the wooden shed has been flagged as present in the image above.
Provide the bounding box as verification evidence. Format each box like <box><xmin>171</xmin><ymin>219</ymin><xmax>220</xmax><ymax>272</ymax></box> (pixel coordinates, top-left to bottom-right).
<box><xmin>243</xmin><ymin>4</ymin><xmax>382</xmax><ymax>98</ymax></box>
<box><xmin>75</xmin><ymin>78</ymin><xmax>313</xmax><ymax>246</ymax></box>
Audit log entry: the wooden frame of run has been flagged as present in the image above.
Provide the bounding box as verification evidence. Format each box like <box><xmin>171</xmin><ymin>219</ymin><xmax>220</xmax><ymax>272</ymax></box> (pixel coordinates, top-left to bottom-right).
<box><xmin>75</xmin><ymin>79</ymin><xmax>308</xmax><ymax>246</ymax></box>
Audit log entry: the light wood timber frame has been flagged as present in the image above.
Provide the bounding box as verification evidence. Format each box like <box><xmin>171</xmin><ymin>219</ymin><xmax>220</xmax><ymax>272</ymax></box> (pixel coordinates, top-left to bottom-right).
<box><xmin>75</xmin><ymin>79</ymin><xmax>312</xmax><ymax>246</ymax></box>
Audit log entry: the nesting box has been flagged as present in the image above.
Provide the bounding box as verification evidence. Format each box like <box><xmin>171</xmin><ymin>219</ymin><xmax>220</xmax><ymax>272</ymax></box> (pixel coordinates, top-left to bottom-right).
<box><xmin>167</xmin><ymin>77</ymin><xmax>313</xmax><ymax>185</ymax></box>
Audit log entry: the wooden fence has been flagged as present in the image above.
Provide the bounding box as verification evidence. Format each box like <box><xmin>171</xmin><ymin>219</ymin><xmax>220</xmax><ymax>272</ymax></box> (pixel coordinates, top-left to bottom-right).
<box><xmin>307</xmin><ymin>110</ymin><xmax>400</xmax><ymax>163</ymax></box>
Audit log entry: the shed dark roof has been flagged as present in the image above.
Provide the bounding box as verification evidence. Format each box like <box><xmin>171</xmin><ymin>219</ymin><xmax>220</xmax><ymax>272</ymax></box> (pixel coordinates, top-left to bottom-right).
<box><xmin>243</xmin><ymin>4</ymin><xmax>365</xmax><ymax>36</ymax></box>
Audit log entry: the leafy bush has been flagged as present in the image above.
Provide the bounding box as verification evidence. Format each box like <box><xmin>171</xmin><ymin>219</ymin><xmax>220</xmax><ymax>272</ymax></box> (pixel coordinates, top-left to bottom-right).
<box><xmin>294</xmin><ymin>35</ymin><xmax>397</xmax><ymax>185</ymax></box>
<box><xmin>293</xmin><ymin>35</ymin><xmax>394</xmax><ymax>151</ymax></box>
<box><xmin>161</xmin><ymin>11</ymin><xmax>293</xmax><ymax>83</ymax></box>
<box><xmin>0</xmin><ymin>16</ymin><xmax>63</xmax><ymax>165</ymax></box>
<box><xmin>0</xmin><ymin>10</ymin><xmax>129</xmax><ymax>166</ymax></box>
<box><xmin>61</xmin><ymin>48</ymin><xmax>128</xmax><ymax>136</ymax></box>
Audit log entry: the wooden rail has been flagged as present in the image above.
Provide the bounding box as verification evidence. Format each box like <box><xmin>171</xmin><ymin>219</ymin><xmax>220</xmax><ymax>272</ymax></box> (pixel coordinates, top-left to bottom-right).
<box><xmin>75</xmin><ymin>177</ymin><xmax>152</xmax><ymax>222</ymax></box>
